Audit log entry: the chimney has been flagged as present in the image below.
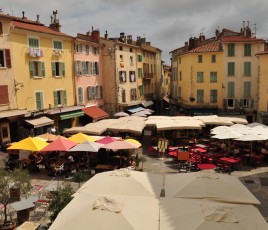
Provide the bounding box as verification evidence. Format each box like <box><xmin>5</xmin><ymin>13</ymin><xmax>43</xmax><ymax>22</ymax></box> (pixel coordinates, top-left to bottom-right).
<box><xmin>36</xmin><ymin>15</ymin><xmax>40</xmax><ymax>23</ymax></box>
<box><xmin>49</xmin><ymin>10</ymin><xmax>61</xmax><ymax>32</ymax></box>
<box><xmin>104</xmin><ymin>30</ymin><xmax>108</xmax><ymax>39</ymax></box>
<box><xmin>185</xmin><ymin>41</ymin><xmax>188</xmax><ymax>51</ymax></box>
<box><xmin>86</xmin><ymin>31</ymin><xmax>91</xmax><ymax>36</ymax></box>
<box><xmin>91</xmin><ymin>30</ymin><xmax>100</xmax><ymax>42</ymax></box>
<box><xmin>22</xmin><ymin>11</ymin><xmax>27</xmax><ymax>19</ymax></box>
<box><xmin>127</xmin><ymin>35</ymin><xmax>132</xmax><ymax>44</ymax></box>
<box><xmin>215</xmin><ymin>29</ymin><xmax>220</xmax><ymax>39</ymax></box>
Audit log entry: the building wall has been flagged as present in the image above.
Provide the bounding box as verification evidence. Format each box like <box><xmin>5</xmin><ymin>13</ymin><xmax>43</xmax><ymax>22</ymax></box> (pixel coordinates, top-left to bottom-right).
<box><xmin>258</xmin><ymin>53</ymin><xmax>268</xmax><ymax>112</ymax></box>
<box><xmin>11</xmin><ymin>28</ymin><xmax>74</xmax><ymax>111</ymax></box>
<box><xmin>0</xmin><ymin>18</ymin><xmax>17</xmax><ymax>111</ymax></box>
<box><xmin>136</xmin><ymin>49</ymin><xmax>144</xmax><ymax>100</ymax></box>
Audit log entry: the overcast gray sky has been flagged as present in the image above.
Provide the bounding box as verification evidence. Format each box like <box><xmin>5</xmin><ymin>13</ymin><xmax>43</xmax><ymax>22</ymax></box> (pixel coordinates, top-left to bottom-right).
<box><xmin>2</xmin><ymin>0</ymin><xmax>268</xmax><ymax>63</ymax></box>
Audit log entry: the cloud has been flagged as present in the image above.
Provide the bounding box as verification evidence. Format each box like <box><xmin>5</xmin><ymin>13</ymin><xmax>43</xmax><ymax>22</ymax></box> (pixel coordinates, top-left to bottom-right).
<box><xmin>2</xmin><ymin>0</ymin><xmax>268</xmax><ymax>63</ymax></box>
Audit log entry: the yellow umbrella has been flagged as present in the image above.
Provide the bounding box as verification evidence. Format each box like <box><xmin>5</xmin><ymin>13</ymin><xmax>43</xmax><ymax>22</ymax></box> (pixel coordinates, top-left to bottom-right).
<box><xmin>125</xmin><ymin>139</ymin><xmax>142</xmax><ymax>148</ymax></box>
<box><xmin>68</xmin><ymin>132</ymin><xmax>97</xmax><ymax>143</ymax></box>
<box><xmin>7</xmin><ymin>137</ymin><xmax>48</xmax><ymax>152</ymax></box>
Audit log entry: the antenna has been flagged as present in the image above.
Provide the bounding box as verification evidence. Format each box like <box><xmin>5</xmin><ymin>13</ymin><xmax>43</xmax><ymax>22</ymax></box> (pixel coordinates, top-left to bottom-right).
<box><xmin>250</xmin><ymin>23</ymin><xmax>257</xmax><ymax>38</ymax></box>
<box><xmin>201</xmin><ymin>27</ymin><xmax>205</xmax><ymax>35</ymax></box>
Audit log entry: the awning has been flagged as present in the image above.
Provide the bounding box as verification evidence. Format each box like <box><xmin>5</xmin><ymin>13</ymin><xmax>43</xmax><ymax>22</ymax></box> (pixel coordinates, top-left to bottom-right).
<box><xmin>25</xmin><ymin>116</ymin><xmax>54</xmax><ymax>128</ymax></box>
<box><xmin>60</xmin><ymin>111</ymin><xmax>84</xmax><ymax>120</ymax></box>
<box><xmin>127</xmin><ymin>107</ymin><xmax>145</xmax><ymax>113</ymax></box>
<box><xmin>0</xmin><ymin>109</ymin><xmax>28</xmax><ymax>119</ymax></box>
<box><xmin>83</xmin><ymin>106</ymin><xmax>109</xmax><ymax>120</ymax></box>
<box><xmin>163</xmin><ymin>97</ymin><xmax>170</xmax><ymax>103</ymax></box>
<box><xmin>141</xmin><ymin>100</ymin><xmax>154</xmax><ymax>108</ymax></box>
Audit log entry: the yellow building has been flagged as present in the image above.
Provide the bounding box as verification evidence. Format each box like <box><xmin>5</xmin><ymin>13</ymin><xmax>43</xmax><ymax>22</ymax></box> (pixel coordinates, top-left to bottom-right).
<box><xmin>162</xmin><ymin>64</ymin><xmax>171</xmax><ymax>97</ymax></box>
<box><xmin>8</xmin><ymin>12</ymin><xmax>80</xmax><ymax>136</ymax></box>
<box><xmin>256</xmin><ymin>51</ymin><xmax>268</xmax><ymax>124</ymax></box>
<box><xmin>171</xmin><ymin>38</ymin><xmax>223</xmax><ymax>115</ymax></box>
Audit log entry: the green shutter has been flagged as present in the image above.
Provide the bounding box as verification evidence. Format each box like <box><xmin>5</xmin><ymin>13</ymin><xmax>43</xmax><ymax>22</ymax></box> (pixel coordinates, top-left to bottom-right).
<box><xmin>53</xmin><ymin>91</ymin><xmax>58</xmax><ymax>107</ymax></box>
<box><xmin>36</xmin><ymin>92</ymin><xmax>42</xmax><ymax>110</ymax></box>
<box><xmin>61</xmin><ymin>62</ymin><xmax>65</xmax><ymax>77</ymax></box>
<box><xmin>29</xmin><ymin>61</ymin><xmax>34</xmax><ymax>78</ymax></box>
<box><xmin>41</xmin><ymin>62</ymin><xmax>45</xmax><ymax>77</ymax></box>
<box><xmin>52</xmin><ymin>62</ymin><xmax>56</xmax><ymax>77</ymax></box>
<box><xmin>63</xmin><ymin>90</ymin><xmax>67</xmax><ymax>105</ymax></box>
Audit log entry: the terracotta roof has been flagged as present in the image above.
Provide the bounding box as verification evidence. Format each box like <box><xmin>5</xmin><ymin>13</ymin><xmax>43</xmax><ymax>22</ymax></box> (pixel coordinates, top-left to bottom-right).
<box><xmin>221</xmin><ymin>36</ymin><xmax>264</xmax><ymax>43</ymax></box>
<box><xmin>0</xmin><ymin>13</ymin><xmax>43</xmax><ymax>25</ymax></box>
<box><xmin>11</xmin><ymin>21</ymin><xmax>73</xmax><ymax>38</ymax></box>
<box><xmin>189</xmin><ymin>40</ymin><xmax>222</xmax><ymax>53</ymax></box>
<box><xmin>256</xmin><ymin>51</ymin><xmax>268</xmax><ymax>56</ymax></box>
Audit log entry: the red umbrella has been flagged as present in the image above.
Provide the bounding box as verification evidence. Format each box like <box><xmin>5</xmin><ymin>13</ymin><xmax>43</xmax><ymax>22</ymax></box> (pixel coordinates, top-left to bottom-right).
<box><xmin>40</xmin><ymin>136</ymin><xmax>77</xmax><ymax>152</ymax></box>
<box><xmin>96</xmin><ymin>136</ymin><xmax>117</xmax><ymax>145</ymax></box>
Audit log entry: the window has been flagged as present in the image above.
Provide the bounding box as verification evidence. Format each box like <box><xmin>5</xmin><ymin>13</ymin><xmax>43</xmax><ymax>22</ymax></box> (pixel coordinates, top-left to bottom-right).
<box><xmin>86</xmin><ymin>86</ymin><xmax>95</xmax><ymax>101</ymax></box>
<box><xmin>1</xmin><ymin>125</ymin><xmax>9</xmax><ymax>140</ymax></box>
<box><xmin>82</xmin><ymin>61</ymin><xmax>87</xmax><ymax>75</ymax></box>
<box><xmin>29</xmin><ymin>61</ymin><xmax>45</xmax><ymax>78</ymax></box>
<box><xmin>78</xmin><ymin>87</ymin><xmax>84</xmax><ymax>104</ymax></box>
<box><xmin>130</xmin><ymin>48</ymin><xmax>133</xmax><ymax>52</ymax></box>
<box><xmin>122</xmin><ymin>89</ymin><xmax>126</xmax><ymax>102</ymax></box>
<box><xmin>0</xmin><ymin>22</ymin><xmax>3</xmax><ymax>35</ymax></box>
<box><xmin>130</xmin><ymin>56</ymin><xmax>133</xmax><ymax>65</ymax></box>
<box><xmin>197</xmin><ymin>72</ymin><xmax>204</xmax><ymax>83</ymax></box>
<box><xmin>93</xmin><ymin>47</ymin><xmax>99</xmax><ymax>55</ymax></box>
<box><xmin>138</xmin><ymin>85</ymin><xmax>144</xmax><ymax>96</ymax></box>
<box><xmin>197</xmin><ymin>90</ymin><xmax>204</xmax><ymax>103</ymax></box>
<box><xmin>228</xmin><ymin>62</ymin><xmax>235</xmax><ymax>76</ymax></box>
<box><xmin>129</xmin><ymin>71</ymin><xmax>136</xmax><ymax>82</ymax></box>
<box><xmin>53</xmin><ymin>90</ymin><xmax>67</xmax><ymax>107</ymax></box>
<box><xmin>138</xmin><ymin>68</ymin><xmax>142</xmax><ymax>78</ymax></box>
<box><xmin>35</xmin><ymin>91</ymin><xmax>44</xmax><ymax>110</ymax></box>
<box><xmin>210</xmin><ymin>72</ymin><xmax>217</xmax><ymax>82</ymax></box>
<box><xmin>210</xmin><ymin>90</ymin><xmax>217</xmax><ymax>103</ymax></box>
<box><xmin>94</xmin><ymin>62</ymin><xmax>99</xmax><ymax>75</ymax></box>
<box><xmin>85</xmin><ymin>45</ymin><xmax>90</xmax><ymax>54</ymax></box>
<box><xmin>79</xmin><ymin>44</ymin><xmax>83</xmax><ymax>53</ymax></box>
<box><xmin>211</xmin><ymin>55</ymin><xmax>216</xmax><ymax>63</ymax></box>
<box><xmin>130</xmin><ymin>88</ymin><xmax>137</xmax><ymax>101</ymax></box>
<box><xmin>244</xmin><ymin>81</ymin><xmax>251</xmax><ymax>97</ymax></box>
<box><xmin>75</xmin><ymin>61</ymin><xmax>81</xmax><ymax>75</ymax></box>
<box><xmin>138</xmin><ymin>54</ymin><xmax>142</xmax><ymax>62</ymax></box>
<box><xmin>179</xmin><ymin>57</ymin><xmax>181</xmax><ymax>64</ymax></box>
<box><xmin>179</xmin><ymin>71</ymin><xmax>182</xmax><ymax>80</ymax></box>
<box><xmin>198</xmin><ymin>55</ymin><xmax>202</xmax><ymax>63</ymax></box>
<box><xmin>227</xmin><ymin>99</ymin><xmax>235</xmax><ymax>108</ymax></box>
<box><xmin>0</xmin><ymin>49</ymin><xmax>11</xmax><ymax>68</ymax></box>
<box><xmin>244</xmin><ymin>44</ymin><xmax>251</xmax><ymax>56</ymax></box>
<box><xmin>228</xmin><ymin>43</ymin><xmax>235</xmax><ymax>56</ymax></box>
<box><xmin>29</xmin><ymin>38</ymin><xmax>39</xmax><ymax>48</ymax></box>
<box><xmin>75</xmin><ymin>44</ymin><xmax>79</xmax><ymax>53</ymax></box>
<box><xmin>119</xmin><ymin>71</ymin><xmax>127</xmax><ymax>83</ymax></box>
<box><xmin>0</xmin><ymin>85</ymin><xmax>9</xmax><ymax>104</ymax></box>
<box><xmin>53</xmin><ymin>40</ymin><xmax>62</xmax><ymax>50</ymax></box>
<box><xmin>52</xmin><ymin>62</ymin><xmax>65</xmax><ymax>77</ymax></box>
<box><xmin>119</xmin><ymin>46</ymin><xmax>123</xmax><ymax>51</ymax></box>
<box><xmin>244</xmin><ymin>62</ymin><xmax>251</xmax><ymax>76</ymax></box>
<box><xmin>227</xmin><ymin>82</ymin><xmax>235</xmax><ymax>98</ymax></box>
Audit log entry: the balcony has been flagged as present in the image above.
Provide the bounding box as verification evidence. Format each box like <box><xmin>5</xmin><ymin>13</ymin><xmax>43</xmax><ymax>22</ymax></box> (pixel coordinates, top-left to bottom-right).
<box><xmin>143</xmin><ymin>73</ymin><xmax>154</xmax><ymax>79</ymax></box>
<box><xmin>28</xmin><ymin>48</ymin><xmax>43</xmax><ymax>58</ymax></box>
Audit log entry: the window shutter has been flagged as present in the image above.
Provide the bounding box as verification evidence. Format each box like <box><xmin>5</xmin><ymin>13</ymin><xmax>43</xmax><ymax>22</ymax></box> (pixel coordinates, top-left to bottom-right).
<box><xmin>29</xmin><ymin>61</ymin><xmax>34</xmax><ymax>78</ymax></box>
<box><xmin>0</xmin><ymin>22</ymin><xmax>3</xmax><ymax>34</ymax></box>
<box><xmin>53</xmin><ymin>91</ymin><xmax>58</xmax><ymax>107</ymax></box>
<box><xmin>87</xmin><ymin>87</ymin><xmax>91</xmax><ymax>101</ymax></box>
<box><xmin>51</xmin><ymin>62</ymin><xmax>56</xmax><ymax>77</ymax></box>
<box><xmin>91</xmin><ymin>87</ymin><xmax>95</xmax><ymax>100</ymax></box>
<box><xmin>41</xmin><ymin>62</ymin><xmax>45</xmax><ymax>77</ymax></box>
<box><xmin>5</xmin><ymin>49</ymin><xmax>11</xmax><ymax>68</ymax></box>
<box><xmin>0</xmin><ymin>85</ymin><xmax>9</xmax><ymax>104</ymax></box>
<box><xmin>100</xmin><ymin>86</ymin><xmax>103</xmax><ymax>99</ymax></box>
<box><xmin>75</xmin><ymin>61</ymin><xmax>78</xmax><ymax>75</ymax></box>
<box><xmin>63</xmin><ymin>90</ymin><xmax>67</xmax><ymax>105</ymax></box>
<box><xmin>61</xmin><ymin>62</ymin><xmax>65</xmax><ymax>77</ymax></box>
<box><xmin>36</xmin><ymin>92</ymin><xmax>43</xmax><ymax>110</ymax></box>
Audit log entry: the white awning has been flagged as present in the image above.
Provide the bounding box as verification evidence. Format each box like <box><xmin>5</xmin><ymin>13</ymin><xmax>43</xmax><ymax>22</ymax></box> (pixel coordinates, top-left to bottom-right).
<box><xmin>141</xmin><ymin>100</ymin><xmax>154</xmax><ymax>107</ymax></box>
<box><xmin>0</xmin><ymin>109</ymin><xmax>28</xmax><ymax>119</ymax></box>
<box><xmin>25</xmin><ymin>116</ymin><xmax>54</xmax><ymax>128</ymax></box>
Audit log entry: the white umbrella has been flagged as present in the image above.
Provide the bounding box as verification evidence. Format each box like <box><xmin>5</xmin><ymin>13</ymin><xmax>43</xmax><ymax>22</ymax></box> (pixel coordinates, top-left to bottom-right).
<box><xmin>164</xmin><ymin>171</ymin><xmax>260</xmax><ymax>205</ymax></box>
<box><xmin>160</xmin><ymin>198</ymin><xmax>268</xmax><ymax>230</ymax></box>
<box><xmin>235</xmin><ymin>133</ymin><xmax>265</xmax><ymax>154</ymax></box>
<box><xmin>113</xmin><ymin>112</ymin><xmax>130</xmax><ymax>117</ymax></box>
<box><xmin>69</xmin><ymin>141</ymin><xmax>104</xmax><ymax>152</ymax></box>
<box><xmin>49</xmin><ymin>193</ymin><xmax>159</xmax><ymax>230</ymax></box>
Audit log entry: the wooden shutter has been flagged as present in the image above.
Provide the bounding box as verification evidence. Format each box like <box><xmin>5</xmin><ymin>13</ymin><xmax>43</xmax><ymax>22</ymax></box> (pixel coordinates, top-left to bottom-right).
<box><xmin>41</xmin><ymin>62</ymin><xmax>45</xmax><ymax>77</ymax></box>
<box><xmin>91</xmin><ymin>87</ymin><xmax>95</xmax><ymax>100</ymax></box>
<box><xmin>100</xmin><ymin>86</ymin><xmax>103</xmax><ymax>99</ymax></box>
<box><xmin>53</xmin><ymin>91</ymin><xmax>58</xmax><ymax>107</ymax></box>
<box><xmin>5</xmin><ymin>49</ymin><xmax>11</xmax><ymax>68</ymax></box>
<box><xmin>61</xmin><ymin>62</ymin><xmax>65</xmax><ymax>77</ymax></box>
<box><xmin>63</xmin><ymin>90</ymin><xmax>67</xmax><ymax>105</ymax></box>
<box><xmin>95</xmin><ymin>62</ymin><xmax>99</xmax><ymax>75</ymax></box>
<box><xmin>51</xmin><ymin>62</ymin><xmax>56</xmax><ymax>77</ymax></box>
<box><xmin>0</xmin><ymin>85</ymin><xmax>9</xmax><ymax>104</ymax></box>
<box><xmin>29</xmin><ymin>61</ymin><xmax>34</xmax><ymax>78</ymax></box>
<box><xmin>35</xmin><ymin>92</ymin><xmax>43</xmax><ymax>110</ymax></box>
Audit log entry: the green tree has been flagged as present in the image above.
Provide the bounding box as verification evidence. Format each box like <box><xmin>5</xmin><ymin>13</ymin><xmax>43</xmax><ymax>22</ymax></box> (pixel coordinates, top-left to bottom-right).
<box><xmin>0</xmin><ymin>168</ymin><xmax>32</xmax><ymax>228</ymax></box>
<box><xmin>48</xmin><ymin>182</ymin><xmax>74</xmax><ymax>222</ymax></box>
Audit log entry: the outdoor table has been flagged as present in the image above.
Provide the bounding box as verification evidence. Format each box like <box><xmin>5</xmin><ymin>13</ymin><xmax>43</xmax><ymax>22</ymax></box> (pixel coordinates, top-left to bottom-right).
<box><xmin>95</xmin><ymin>164</ymin><xmax>118</xmax><ymax>173</ymax></box>
<box><xmin>220</xmin><ymin>157</ymin><xmax>241</xmax><ymax>171</ymax></box>
<box><xmin>17</xmin><ymin>221</ymin><xmax>40</xmax><ymax>230</ymax></box>
<box><xmin>198</xmin><ymin>163</ymin><xmax>216</xmax><ymax>170</ymax></box>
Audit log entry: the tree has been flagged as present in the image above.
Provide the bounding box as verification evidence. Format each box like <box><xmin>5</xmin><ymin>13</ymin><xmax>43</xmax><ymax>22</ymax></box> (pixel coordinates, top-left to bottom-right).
<box><xmin>48</xmin><ymin>182</ymin><xmax>74</xmax><ymax>222</ymax></box>
<box><xmin>0</xmin><ymin>168</ymin><xmax>32</xmax><ymax>228</ymax></box>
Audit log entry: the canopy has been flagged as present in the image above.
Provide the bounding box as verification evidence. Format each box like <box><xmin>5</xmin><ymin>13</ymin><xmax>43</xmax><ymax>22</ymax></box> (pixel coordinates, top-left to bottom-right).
<box><xmin>49</xmin><ymin>193</ymin><xmax>159</xmax><ymax>230</ymax></box>
<box><xmin>164</xmin><ymin>170</ymin><xmax>260</xmax><ymax>205</ymax></box>
<box><xmin>7</xmin><ymin>137</ymin><xmax>48</xmax><ymax>152</ymax></box>
<box><xmin>37</xmin><ymin>133</ymin><xmax>61</xmax><ymax>142</ymax></box>
<box><xmin>75</xmin><ymin>170</ymin><xmax>164</xmax><ymax>198</ymax></box>
<box><xmin>160</xmin><ymin>198</ymin><xmax>268</xmax><ymax>230</ymax></box>
<box><xmin>96</xmin><ymin>136</ymin><xmax>117</xmax><ymax>145</ymax></box>
<box><xmin>113</xmin><ymin>112</ymin><xmax>130</xmax><ymax>117</ymax></box>
<box><xmin>68</xmin><ymin>132</ymin><xmax>97</xmax><ymax>143</ymax></box>
<box><xmin>69</xmin><ymin>141</ymin><xmax>104</xmax><ymax>152</ymax></box>
<box><xmin>101</xmin><ymin>139</ymin><xmax>141</xmax><ymax>150</ymax></box>
<box><xmin>41</xmin><ymin>136</ymin><xmax>77</xmax><ymax>152</ymax></box>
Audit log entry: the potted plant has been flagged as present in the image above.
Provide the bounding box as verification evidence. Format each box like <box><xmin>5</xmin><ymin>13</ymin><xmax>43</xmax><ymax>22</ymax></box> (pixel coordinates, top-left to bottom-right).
<box><xmin>0</xmin><ymin>168</ymin><xmax>32</xmax><ymax>229</ymax></box>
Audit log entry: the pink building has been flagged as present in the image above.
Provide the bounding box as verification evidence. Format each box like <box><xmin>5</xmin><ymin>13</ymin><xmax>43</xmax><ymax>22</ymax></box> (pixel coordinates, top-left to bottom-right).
<box><xmin>74</xmin><ymin>30</ymin><xmax>108</xmax><ymax>123</ymax></box>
